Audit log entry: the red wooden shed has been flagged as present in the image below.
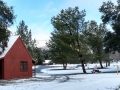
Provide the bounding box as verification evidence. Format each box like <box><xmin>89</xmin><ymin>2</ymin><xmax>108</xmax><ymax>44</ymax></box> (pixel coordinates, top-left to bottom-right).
<box><xmin>0</xmin><ymin>36</ymin><xmax>33</xmax><ymax>79</ymax></box>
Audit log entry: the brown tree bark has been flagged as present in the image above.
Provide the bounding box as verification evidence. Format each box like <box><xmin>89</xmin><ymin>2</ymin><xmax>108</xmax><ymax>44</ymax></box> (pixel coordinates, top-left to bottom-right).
<box><xmin>63</xmin><ymin>62</ymin><xmax>67</xmax><ymax>70</ymax></box>
<box><xmin>81</xmin><ymin>60</ymin><xmax>86</xmax><ymax>73</ymax></box>
<box><xmin>99</xmin><ymin>59</ymin><xmax>103</xmax><ymax>68</ymax></box>
<box><xmin>106</xmin><ymin>61</ymin><xmax>107</xmax><ymax>67</ymax></box>
<box><xmin>108</xmin><ymin>61</ymin><xmax>110</xmax><ymax>66</ymax></box>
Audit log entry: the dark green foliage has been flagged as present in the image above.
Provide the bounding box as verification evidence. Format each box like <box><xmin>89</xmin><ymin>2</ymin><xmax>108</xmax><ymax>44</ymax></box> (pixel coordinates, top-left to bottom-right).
<box><xmin>33</xmin><ymin>47</ymin><xmax>44</xmax><ymax>65</ymax></box>
<box><xmin>16</xmin><ymin>20</ymin><xmax>31</xmax><ymax>46</ymax></box>
<box><xmin>41</xmin><ymin>49</ymin><xmax>50</xmax><ymax>60</ymax></box>
<box><xmin>16</xmin><ymin>20</ymin><xmax>43</xmax><ymax>64</ymax></box>
<box><xmin>99</xmin><ymin>0</ymin><xmax>120</xmax><ymax>52</ymax></box>
<box><xmin>0</xmin><ymin>0</ymin><xmax>16</xmax><ymax>51</ymax></box>
<box><xmin>84</xmin><ymin>20</ymin><xmax>107</xmax><ymax>68</ymax></box>
<box><xmin>48</xmin><ymin>7</ymin><xmax>89</xmax><ymax>72</ymax></box>
<box><xmin>47</xmin><ymin>33</ymin><xmax>72</xmax><ymax>69</ymax></box>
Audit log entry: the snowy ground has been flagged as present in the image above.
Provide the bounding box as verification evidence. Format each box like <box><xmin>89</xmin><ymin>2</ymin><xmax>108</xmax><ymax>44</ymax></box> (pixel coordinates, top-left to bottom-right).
<box><xmin>1</xmin><ymin>63</ymin><xmax>120</xmax><ymax>90</ymax></box>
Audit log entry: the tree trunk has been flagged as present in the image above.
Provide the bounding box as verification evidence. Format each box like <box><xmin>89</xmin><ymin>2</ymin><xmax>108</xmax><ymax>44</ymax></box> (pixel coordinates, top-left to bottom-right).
<box><xmin>99</xmin><ymin>59</ymin><xmax>103</xmax><ymax>68</ymax></box>
<box><xmin>81</xmin><ymin>60</ymin><xmax>86</xmax><ymax>73</ymax></box>
<box><xmin>63</xmin><ymin>62</ymin><xmax>67</xmax><ymax>70</ymax></box>
<box><xmin>106</xmin><ymin>61</ymin><xmax>107</xmax><ymax>67</ymax></box>
<box><xmin>108</xmin><ymin>61</ymin><xmax>110</xmax><ymax>66</ymax></box>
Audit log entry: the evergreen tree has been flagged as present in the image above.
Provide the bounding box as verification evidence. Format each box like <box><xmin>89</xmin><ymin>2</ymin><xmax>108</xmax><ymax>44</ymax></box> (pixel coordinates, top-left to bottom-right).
<box><xmin>0</xmin><ymin>0</ymin><xmax>16</xmax><ymax>51</ymax></box>
<box><xmin>49</xmin><ymin>7</ymin><xmax>88</xmax><ymax>73</ymax></box>
<box><xmin>16</xmin><ymin>20</ymin><xmax>43</xmax><ymax>64</ymax></box>
<box><xmin>84</xmin><ymin>20</ymin><xmax>107</xmax><ymax>68</ymax></box>
<box><xmin>41</xmin><ymin>49</ymin><xmax>50</xmax><ymax>60</ymax></box>
<box><xmin>47</xmin><ymin>30</ymin><xmax>75</xmax><ymax>69</ymax></box>
<box><xmin>16</xmin><ymin>20</ymin><xmax>31</xmax><ymax>46</ymax></box>
<box><xmin>33</xmin><ymin>47</ymin><xmax>44</xmax><ymax>65</ymax></box>
<box><xmin>99</xmin><ymin>0</ymin><xmax>120</xmax><ymax>52</ymax></box>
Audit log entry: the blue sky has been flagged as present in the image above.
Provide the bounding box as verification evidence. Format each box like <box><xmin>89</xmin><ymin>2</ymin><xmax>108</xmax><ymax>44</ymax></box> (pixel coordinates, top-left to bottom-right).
<box><xmin>3</xmin><ymin>0</ymin><xmax>117</xmax><ymax>47</ymax></box>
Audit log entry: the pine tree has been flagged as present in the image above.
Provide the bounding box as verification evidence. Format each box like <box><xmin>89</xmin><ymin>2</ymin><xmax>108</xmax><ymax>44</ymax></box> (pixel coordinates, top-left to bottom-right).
<box><xmin>99</xmin><ymin>0</ymin><xmax>120</xmax><ymax>52</ymax></box>
<box><xmin>48</xmin><ymin>7</ymin><xmax>88</xmax><ymax>72</ymax></box>
<box><xmin>16</xmin><ymin>20</ymin><xmax>43</xmax><ymax>64</ymax></box>
<box><xmin>84</xmin><ymin>20</ymin><xmax>107</xmax><ymax>68</ymax></box>
<box><xmin>0</xmin><ymin>0</ymin><xmax>16</xmax><ymax>51</ymax></box>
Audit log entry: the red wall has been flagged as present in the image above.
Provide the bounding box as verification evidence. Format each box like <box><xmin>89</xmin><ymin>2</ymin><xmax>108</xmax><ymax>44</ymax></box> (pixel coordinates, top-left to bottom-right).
<box><xmin>3</xmin><ymin>37</ymin><xmax>32</xmax><ymax>79</ymax></box>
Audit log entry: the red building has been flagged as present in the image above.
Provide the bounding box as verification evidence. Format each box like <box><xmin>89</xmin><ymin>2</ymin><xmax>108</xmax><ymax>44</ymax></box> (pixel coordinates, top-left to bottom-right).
<box><xmin>0</xmin><ymin>36</ymin><xmax>33</xmax><ymax>79</ymax></box>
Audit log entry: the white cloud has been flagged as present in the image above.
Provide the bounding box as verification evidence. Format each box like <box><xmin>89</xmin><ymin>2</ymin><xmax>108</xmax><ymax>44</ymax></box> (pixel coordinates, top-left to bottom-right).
<box><xmin>29</xmin><ymin>22</ymin><xmax>52</xmax><ymax>47</ymax></box>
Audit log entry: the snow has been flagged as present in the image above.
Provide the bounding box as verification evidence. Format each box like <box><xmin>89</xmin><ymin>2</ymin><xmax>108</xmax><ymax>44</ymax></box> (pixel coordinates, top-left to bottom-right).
<box><xmin>40</xmin><ymin>63</ymin><xmax>120</xmax><ymax>75</ymax></box>
<box><xmin>0</xmin><ymin>35</ymin><xmax>19</xmax><ymax>58</ymax></box>
<box><xmin>41</xmin><ymin>66</ymin><xmax>120</xmax><ymax>75</ymax></box>
<box><xmin>0</xmin><ymin>73</ymin><xmax>120</xmax><ymax>90</ymax></box>
<box><xmin>41</xmin><ymin>66</ymin><xmax>91</xmax><ymax>75</ymax></box>
<box><xmin>43</xmin><ymin>60</ymin><xmax>51</xmax><ymax>64</ymax></box>
<box><xmin>1</xmin><ymin>64</ymin><xmax>120</xmax><ymax>90</ymax></box>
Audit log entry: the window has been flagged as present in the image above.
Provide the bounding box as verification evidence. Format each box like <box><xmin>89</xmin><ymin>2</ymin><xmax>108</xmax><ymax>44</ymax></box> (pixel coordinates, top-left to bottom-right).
<box><xmin>20</xmin><ymin>61</ymin><xmax>28</xmax><ymax>71</ymax></box>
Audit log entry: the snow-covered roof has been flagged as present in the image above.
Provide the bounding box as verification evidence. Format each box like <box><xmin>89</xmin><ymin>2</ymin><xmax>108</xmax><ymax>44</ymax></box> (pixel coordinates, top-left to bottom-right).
<box><xmin>0</xmin><ymin>35</ymin><xmax>19</xmax><ymax>58</ymax></box>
